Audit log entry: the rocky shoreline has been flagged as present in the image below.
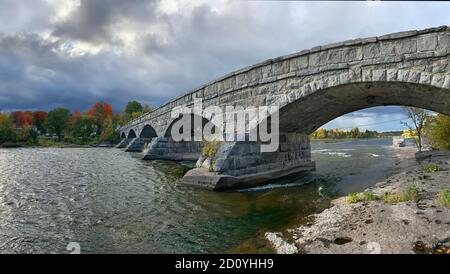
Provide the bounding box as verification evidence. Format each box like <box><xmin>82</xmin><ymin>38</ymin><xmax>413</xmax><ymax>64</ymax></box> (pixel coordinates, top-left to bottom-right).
<box><xmin>265</xmin><ymin>147</ymin><xmax>450</xmax><ymax>254</ymax></box>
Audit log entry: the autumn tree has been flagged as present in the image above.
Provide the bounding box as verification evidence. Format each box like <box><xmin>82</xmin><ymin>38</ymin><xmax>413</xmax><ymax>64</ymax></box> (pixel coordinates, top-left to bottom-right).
<box><xmin>87</xmin><ymin>102</ymin><xmax>113</xmax><ymax>134</ymax></box>
<box><xmin>11</xmin><ymin>111</ymin><xmax>33</xmax><ymax>128</ymax></box>
<box><xmin>33</xmin><ymin>111</ymin><xmax>47</xmax><ymax>133</ymax></box>
<box><xmin>46</xmin><ymin>108</ymin><xmax>71</xmax><ymax>140</ymax></box>
<box><xmin>99</xmin><ymin>117</ymin><xmax>119</xmax><ymax>143</ymax></box>
<box><xmin>401</xmin><ymin>107</ymin><xmax>429</xmax><ymax>152</ymax></box>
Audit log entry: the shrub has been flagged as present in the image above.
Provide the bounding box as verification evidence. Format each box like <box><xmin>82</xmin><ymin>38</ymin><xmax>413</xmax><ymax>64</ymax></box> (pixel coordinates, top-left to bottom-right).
<box><xmin>362</xmin><ymin>191</ymin><xmax>378</xmax><ymax>201</ymax></box>
<box><xmin>382</xmin><ymin>192</ymin><xmax>404</xmax><ymax>204</ymax></box>
<box><xmin>437</xmin><ymin>190</ymin><xmax>450</xmax><ymax>208</ymax></box>
<box><xmin>202</xmin><ymin>140</ymin><xmax>222</xmax><ymax>157</ymax></box>
<box><xmin>346</xmin><ymin>191</ymin><xmax>379</xmax><ymax>204</ymax></box>
<box><xmin>382</xmin><ymin>185</ymin><xmax>421</xmax><ymax>204</ymax></box>
<box><xmin>423</xmin><ymin>163</ymin><xmax>439</xmax><ymax>173</ymax></box>
<box><xmin>403</xmin><ymin>185</ymin><xmax>421</xmax><ymax>202</ymax></box>
<box><xmin>17</xmin><ymin>126</ymin><xmax>38</xmax><ymax>144</ymax></box>
<box><xmin>347</xmin><ymin>193</ymin><xmax>360</xmax><ymax>204</ymax></box>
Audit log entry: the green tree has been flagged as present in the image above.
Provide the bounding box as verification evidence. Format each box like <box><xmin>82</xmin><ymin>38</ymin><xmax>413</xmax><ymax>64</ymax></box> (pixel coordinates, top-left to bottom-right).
<box><xmin>118</xmin><ymin>112</ymin><xmax>130</xmax><ymax>126</ymax></box>
<box><xmin>125</xmin><ymin>101</ymin><xmax>143</xmax><ymax>115</ymax></box>
<box><xmin>350</xmin><ymin>128</ymin><xmax>361</xmax><ymax>138</ymax></box>
<box><xmin>0</xmin><ymin>113</ymin><xmax>17</xmax><ymax>144</ymax></box>
<box><xmin>143</xmin><ymin>104</ymin><xmax>152</xmax><ymax>113</ymax></box>
<box><xmin>17</xmin><ymin>126</ymin><xmax>38</xmax><ymax>144</ymax></box>
<box><xmin>72</xmin><ymin>115</ymin><xmax>96</xmax><ymax>139</ymax></box>
<box><xmin>425</xmin><ymin>114</ymin><xmax>450</xmax><ymax>150</ymax></box>
<box><xmin>46</xmin><ymin>108</ymin><xmax>70</xmax><ymax>140</ymax></box>
<box><xmin>401</xmin><ymin>107</ymin><xmax>429</xmax><ymax>152</ymax></box>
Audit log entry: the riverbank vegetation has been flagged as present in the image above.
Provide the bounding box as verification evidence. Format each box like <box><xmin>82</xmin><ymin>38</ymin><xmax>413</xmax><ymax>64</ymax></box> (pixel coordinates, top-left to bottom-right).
<box><xmin>425</xmin><ymin>114</ymin><xmax>450</xmax><ymax>150</ymax></box>
<box><xmin>311</xmin><ymin>127</ymin><xmax>380</xmax><ymax>139</ymax></box>
<box><xmin>346</xmin><ymin>184</ymin><xmax>422</xmax><ymax>204</ymax></box>
<box><xmin>401</xmin><ymin>108</ymin><xmax>450</xmax><ymax>151</ymax></box>
<box><xmin>0</xmin><ymin>100</ymin><xmax>152</xmax><ymax>148</ymax></box>
<box><xmin>438</xmin><ymin>190</ymin><xmax>450</xmax><ymax>208</ymax></box>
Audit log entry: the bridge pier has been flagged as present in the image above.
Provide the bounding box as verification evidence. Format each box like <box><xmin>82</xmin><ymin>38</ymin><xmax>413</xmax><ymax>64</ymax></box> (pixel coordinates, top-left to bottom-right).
<box><xmin>125</xmin><ymin>137</ymin><xmax>153</xmax><ymax>152</ymax></box>
<box><xmin>180</xmin><ymin>133</ymin><xmax>315</xmax><ymax>190</ymax></box>
<box><xmin>142</xmin><ymin>137</ymin><xmax>203</xmax><ymax>161</ymax></box>
<box><xmin>116</xmin><ymin>138</ymin><xmax>132</xmax><ymax>148</ymax></box>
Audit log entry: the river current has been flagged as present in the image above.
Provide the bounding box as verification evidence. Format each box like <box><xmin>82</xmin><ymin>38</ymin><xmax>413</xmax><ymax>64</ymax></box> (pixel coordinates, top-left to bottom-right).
<box><xmin>0</xmin><ymin>138</ymin><xmax>396</xmax><ymax>253</ymax></box>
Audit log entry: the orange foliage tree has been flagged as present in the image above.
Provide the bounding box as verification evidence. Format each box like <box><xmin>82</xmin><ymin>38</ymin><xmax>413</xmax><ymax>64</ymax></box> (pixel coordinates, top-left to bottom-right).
<box><xmin>86</xmin><ymin>102</ymin><xmax>113</xmax><ymax>134</ymax></box>
<box><xmin>11</xmin><ymin>111</ymin><xmax>34</xmax><ymax>128</ymax></box>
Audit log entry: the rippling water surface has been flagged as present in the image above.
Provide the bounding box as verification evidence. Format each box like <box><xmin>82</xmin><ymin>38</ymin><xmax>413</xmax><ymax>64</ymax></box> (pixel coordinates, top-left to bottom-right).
<box><xmin>0</xmin><ymin>138</ymin><xmax>396</xmax><ymax>253</ymax></box>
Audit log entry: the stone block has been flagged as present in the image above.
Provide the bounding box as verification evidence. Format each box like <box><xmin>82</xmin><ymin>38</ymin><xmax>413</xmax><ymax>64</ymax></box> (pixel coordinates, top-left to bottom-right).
<box><xmin>417</xmin><ymin>33</ymin><xmax>438</xmax><ymax>51</ymax></box>
<box><xmin>363</xmin><ymin>43</ymin><xmax>381</xmax><ymax>59</ymax></box>
<box><xmin>309</xmin><ymin>51</ymin><xmax>327</xmax><ymax>67</ymax></box>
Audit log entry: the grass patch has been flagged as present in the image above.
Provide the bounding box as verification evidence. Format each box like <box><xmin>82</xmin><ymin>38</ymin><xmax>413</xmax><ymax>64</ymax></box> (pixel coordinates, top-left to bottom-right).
<box><xmin>347</xmin><ymin>191</ymin><xmax>378</xmax><ymax>204</ymax></box>
<box><xmin>382</xmin><ymin>192</ymin><xmax>404</xmax><ymax>204</ymax></box>
<box><xmin>382</xmin><ymin>185</ymin><xmax>421</xmax><ymax>204</ymax></box>
<box><xmin>347</xmin><ymin>192</ymin><xmax>360</xmax><ymax>204</ymax></box>
<box><xmin>423</xmin><ymin>163</ymin><xmax>439</xmax><ymax>173</ymax></box>
<box><xmin>362</xmin><ymin>191</ymin><xmax>378</xmax><ymax>201</ymax></box>
<box><xmin>437</xmin><ymin>190</ymin><xmax>450</xmax><ymax>208</ymax></box>
<box><xmin>347</xmin><ymin>186</ymin><xmax>421</xmax><ymax>205</ymax></box>
<box><xmin>403</xmin><ymin>185</ymin><xmax>421</xmax><ymax>202</ymax></box>
<box><xmin>202</xmin><ymin>140</ymin><xmax>222</xmax><ymax>157</ymax></box>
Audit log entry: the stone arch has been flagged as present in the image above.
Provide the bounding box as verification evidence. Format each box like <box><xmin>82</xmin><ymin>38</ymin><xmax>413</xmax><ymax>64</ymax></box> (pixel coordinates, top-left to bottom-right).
<box><xmin>121</xmin><ymin>132</ymin><xmax>126</xmax><ymax>139</ymax></box>
<box><xmin>140</xmin><ymin>124</ymin><xmax>158</xmax><ymax>138</ymax></box>
<box><xmin>270</xmin><ymin>78</ymin><xmax>450</xmax><ymax>135</ymax></box>
<box><xmin>128</xmin><ymin>129</ymin><xmax>137</xmax><ymax>138</ymax></box>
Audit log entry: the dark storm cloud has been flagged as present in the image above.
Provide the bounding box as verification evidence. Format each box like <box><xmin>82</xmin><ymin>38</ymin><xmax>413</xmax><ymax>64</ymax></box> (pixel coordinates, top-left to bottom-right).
<box><xmin>52</xmin><ymin>0</ymin><xmax>161</xmax><ymax>45</ymax></box>
<box><xmin>0</xmin><ymin>32</ymin><xmax>149</xmax><ymax>111</ymax></box>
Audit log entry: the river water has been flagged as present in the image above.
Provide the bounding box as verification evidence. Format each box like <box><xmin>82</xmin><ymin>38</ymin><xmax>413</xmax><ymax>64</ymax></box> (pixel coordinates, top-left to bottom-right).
<box><xmin>0</xmin><ymin>138</ymin><xmax>397</xmax><ymax>254</ymax></box>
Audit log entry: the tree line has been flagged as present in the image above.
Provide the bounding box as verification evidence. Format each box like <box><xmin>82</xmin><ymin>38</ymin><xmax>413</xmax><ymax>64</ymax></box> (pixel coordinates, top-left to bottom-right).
<box><xmin>0</xmin><ymin>100</ymin><xmax>151</xmax><ymax>147</ymax></box>
<box><xmin>311</xmin><ymin>127</ymin><xmax>380</xmax><ymax>139</ymax></box>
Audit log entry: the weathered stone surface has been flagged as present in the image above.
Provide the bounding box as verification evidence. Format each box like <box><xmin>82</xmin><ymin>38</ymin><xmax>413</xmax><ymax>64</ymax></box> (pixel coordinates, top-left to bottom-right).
<box><xmin>417</xmin><ymin>33</ymin><xmax>438</xmax><ymax>51</ymax></box>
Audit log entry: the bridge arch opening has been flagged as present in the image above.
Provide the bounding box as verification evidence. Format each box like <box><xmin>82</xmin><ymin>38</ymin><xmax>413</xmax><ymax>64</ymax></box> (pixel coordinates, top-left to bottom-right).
<box><xmin>121</xmin><ymin>132</ymin><xmax>126</xmax><ymax>139</ymax></box>
<box><xmin>128</xmin><ymin>129</ymin><xmax>137</xmax><ymax>139</ymax></box>
<box><xmin>276</xmin><ymin>82</ymin><xmax>450</xmax><ymax>135</ymax></box>
<box><xmin>163</xmin><ymin>114</ymin><xmax>220</xmax><ymax>140</ymax></box>
<box><xmin>140</xmin><ymin>125</ymin><xmax>158</xmax><ymax>138</ymax></box>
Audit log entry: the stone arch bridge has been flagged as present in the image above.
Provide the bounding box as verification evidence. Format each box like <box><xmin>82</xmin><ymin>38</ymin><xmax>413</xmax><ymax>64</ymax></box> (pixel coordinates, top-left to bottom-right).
<box><xmin>118</xmin><ymin>26</ymin><xmax>450</xmax><ymax>190</ymax></box>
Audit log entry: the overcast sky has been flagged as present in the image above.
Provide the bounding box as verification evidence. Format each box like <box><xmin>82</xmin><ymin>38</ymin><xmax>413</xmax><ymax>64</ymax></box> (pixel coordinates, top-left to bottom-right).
<box><xmin>0</xmin><ymin>0</ymin><xmax>449</xmax><ymax>131</ymax></box>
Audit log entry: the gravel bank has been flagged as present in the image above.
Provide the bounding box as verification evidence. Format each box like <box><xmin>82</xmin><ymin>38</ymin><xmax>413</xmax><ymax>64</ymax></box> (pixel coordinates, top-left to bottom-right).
<box><xmin>265</xmin><ymin>147</ymin><xmax>450</xmax><ymax>254</ymax></box>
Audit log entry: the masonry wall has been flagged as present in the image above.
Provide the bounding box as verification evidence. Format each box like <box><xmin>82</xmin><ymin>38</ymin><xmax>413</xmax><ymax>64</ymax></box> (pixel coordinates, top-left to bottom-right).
<box><xmin>212</xmin><ymin>133</ymin><xmax>313</xmax><ymax>177</ymax></box>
